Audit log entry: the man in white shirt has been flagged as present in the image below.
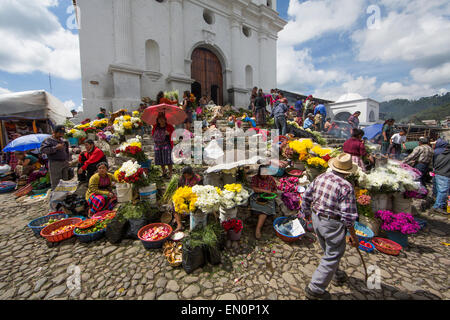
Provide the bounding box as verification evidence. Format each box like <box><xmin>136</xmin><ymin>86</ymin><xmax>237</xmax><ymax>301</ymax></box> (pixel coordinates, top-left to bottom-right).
<box><xmin>388</xmin><ymin>129</ymin><xmax>407</xmax><ymax>159</ymax></box>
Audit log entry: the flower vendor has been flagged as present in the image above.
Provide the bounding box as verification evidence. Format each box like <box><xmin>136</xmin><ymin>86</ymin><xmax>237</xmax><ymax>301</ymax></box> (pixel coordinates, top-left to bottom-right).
<box><xmin>343</xmin><ymin>129</ymin><xmax>368</xmax><ymax>171</ymax></box>
<box><xmin>40</xmin><ymin>125</ymin><xmax>70</xmax><ymax>190</ymax></box>
<box><xmin>178</xmin><ymin>166</ymin><xmax>203</xmax><ymax>188</ymax></box>
<box><xmin>431</xmin><ymin>144</ymin><xmax>449</xmax><ymax>216</ymax></box>
<box><xmin>270</xmin><ymin>95</ymin><xmax>289</xmax><ymax>135</ymax></box>
<box><xmin>77</xmin><ymin>139</ymin><xmax>107</xmax><ymax>183</ymax></box>
<box><xmin>381</xmin><ymin>119</ymin><xmax>395</xmax><ymax>155</ymax></box>
<box><xmin>299</xmin><ymin>153</ymin><xmax>360</xmax><ymax>300</ymax></box>
<box><xmin>303</xmin><ymin>113</ymin><xmax>315</xmax><ymax>130</ymax></box>
<box><xmin>172</xmin><ymin>167</ymin><xmax>204</xmax><ymax>232</ymax></box>
<box><xmin>182</xmin><ymin>90</ymin><xmax>194</xmax><ymax>132</ymax></box>
<box><xmin>97</xmin><ymin>107</ymin><xmax>107</xmax><ymax>119</ymax></box>
<box><xmin>250</xmin><ymin>165</ymin><xmax>278</xmax><ymax>240</ymax></box>
<box><xmin>86</xmin><ymin>162</ymin><xmax>117</xmax><ymax>217</ymax></box>
<box><xmin>151</xmin><ymin>113</ymin><xmax>174</xmax><ymax>179</ymax></box>
<box><xmin>403</xmin><ymin>137</ymin><xmax>433</xmax><ymax>186</ymax></box>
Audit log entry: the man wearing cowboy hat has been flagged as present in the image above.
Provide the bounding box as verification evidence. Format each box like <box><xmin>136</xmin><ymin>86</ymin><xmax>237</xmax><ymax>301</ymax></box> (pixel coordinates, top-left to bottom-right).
<box><xmin>300</xmin><ymin>153</ymin><xmax>360</xmax><ymax>300</ymax></box>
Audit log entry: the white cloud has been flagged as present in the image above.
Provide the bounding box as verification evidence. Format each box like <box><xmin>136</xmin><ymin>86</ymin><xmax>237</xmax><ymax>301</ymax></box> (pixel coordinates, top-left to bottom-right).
<box><xmin>64</xmin><ymin>99</ymin><xmax>82</xmax><ymax>112</ymax></box>
<box><xmin>377</xmin><ymin>81</ymin><xmax>448</xmax><ymax>100</ymax></box>
<box><xmin>352</xmin><ymin>0</ymin><xmax>450</xmax><ymax>65</ymax></box>
<box><xmin>313</xmin><ymin>76</ymin><xmax>378</xmax><ymax>101</ymax></box>
<box><xmin>0</xmin><ymin>0</ymin><xmax>80</xmax><ymax>80</ymax></box>
<box><xmin>0</xmin><ymin>87</ymin><xmax>12</xmax><ymax>95</ymax></box>
<box><xmin>410</xmin><ymin>62</ymin><xmax>450</xmax><ymax>87</ymax></box>
<box><xmin>279</xmin><ymin>0</ymin><xmax>365</xmax><ymax>46</ymax></box>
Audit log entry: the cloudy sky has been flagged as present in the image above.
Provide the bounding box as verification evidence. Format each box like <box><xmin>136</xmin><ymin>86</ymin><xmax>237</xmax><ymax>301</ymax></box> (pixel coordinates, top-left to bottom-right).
<box><xmin>0</xmin><ymin>0</ymin><xmax>449</xmax><ymax>112</ymax></box>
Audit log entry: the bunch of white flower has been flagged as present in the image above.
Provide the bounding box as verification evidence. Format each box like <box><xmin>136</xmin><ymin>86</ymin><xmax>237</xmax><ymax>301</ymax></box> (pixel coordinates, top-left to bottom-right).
<box><xmin>120</xmin><ymin>160</ymin><xmax>141</xmax><ymax>177</ymax></box>
<box><xmin>192</xmin><ymin>185</ymin><xmax>221</xmax><ymax>214</ymax></box>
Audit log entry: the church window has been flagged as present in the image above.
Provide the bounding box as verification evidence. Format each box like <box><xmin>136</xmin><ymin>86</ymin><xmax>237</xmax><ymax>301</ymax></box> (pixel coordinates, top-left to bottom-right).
<box><xmin>243</xmin><ymin>26</ymin><xmax>251</xmax><ymax>38</ymax></box>
<box><xmin>145</xmin><ymin>40</ymin><xmax>160</xmax><ymax>72</ymax></box>
<box><xmin>203</xmin><ymin>9</ymin><xmax>215</xmax><ymax>25</ymax></box>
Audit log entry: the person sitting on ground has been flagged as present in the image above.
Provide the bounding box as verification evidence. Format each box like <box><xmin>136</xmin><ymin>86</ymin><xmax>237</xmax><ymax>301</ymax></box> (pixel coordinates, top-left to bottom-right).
<box><xmin>250</xmin><ymin>165</ymin><xmax>278</xmax><ymax>240</ymax></box>
<box><xmin>300</xmin><ymin>153</ymin><xmax>359</xmax><ymax>300</ymax></box>
<box><xmin>14</xmin><ymin>151</ymin><xmax>40</xmax><ymax>179</ymax></box>
<box><xmin>173</xmin><ymin>166</ymin><xmax>204</xmax><ymax>232</ymax></box>
<box><xmin>403</xmin><ymin>137</ymin><xmax>433</xmax><ymax>186</ymax></box>
<box><xmin>85</xmin><ymin>162</ymin><xmax>117</xmax><ymax>217</ymax></box>
<box><xmin>303</xmin><ymin>113</ymin><xmax>315</xmax><ymax>130</ymax></box>
<box><xmin>77</xmin><ymin>139</ymin><xmax>107</xmax><ymax>183</ymax></box>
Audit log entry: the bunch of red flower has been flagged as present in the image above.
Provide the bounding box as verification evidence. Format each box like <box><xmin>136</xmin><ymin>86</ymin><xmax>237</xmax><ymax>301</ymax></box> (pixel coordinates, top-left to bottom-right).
<box><xmin>115</xmin><ymin>145</ymin><xmax>143</xmax><ymax>156</ymax></box>
<box><xmin>117</xmin><ymin>168</ymin><xmax>145</xmax><ymax>184</ymax></box>
<box><xmin>221</xmin><ymin>218</ymin><xmax>243</xmax><ymax>233</ymax></box>
<box><xmin>82</xmin><ymin>127</ymin><xmax>96</xmax><ymax>133</ymax></box>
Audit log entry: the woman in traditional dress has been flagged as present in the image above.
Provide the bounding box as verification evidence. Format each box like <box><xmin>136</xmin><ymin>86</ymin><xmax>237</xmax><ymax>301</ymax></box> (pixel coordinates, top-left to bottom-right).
<box><xmin>182</xmin><ymin>91</ymin><xmax>194</xmax><ymax>132</ymax></box>
<box><xmin>151</xmin><ymin>113</ymin><xmax>174</xmax><ymax>178</ymax></box>
<box><xmin>86</xmin><ymin>162</ymin><xmax>117</xmax><ymax>217</ymax></box>
<box><xmin>173</xmin><ymin>166</ymin><xmax>203</xmax><ymax>232</ymax></box>
<box><xmin>343</xmin><ymin>129</ymin><xmax>367</xmax><ymax>171</ymax></box>
<box><xmin>250</xmin><ymin>165</ymin><xmax>278</xmax><ymax>240</ymax></box>
<box><xmin>254</xmin><ymin>89</ymin><xmax>267</xmax><ymax>126</ymax></box>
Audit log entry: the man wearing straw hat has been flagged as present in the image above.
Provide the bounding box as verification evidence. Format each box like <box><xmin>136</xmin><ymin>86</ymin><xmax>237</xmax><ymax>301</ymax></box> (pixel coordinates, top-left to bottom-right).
<box><xmin>300</xmin><ymin>153</ymin><xmax>360</xmax><ymax>300</ymax></box>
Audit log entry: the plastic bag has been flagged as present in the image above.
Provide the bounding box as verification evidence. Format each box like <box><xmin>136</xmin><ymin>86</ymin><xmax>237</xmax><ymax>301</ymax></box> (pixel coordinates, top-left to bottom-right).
<box><xmin>126</xmin><ymin>218</ymin><xmax>148</xmax><ymax>240</ymax></box>
<box><xmin>182</xmin><ymin>244</ymin><xmax>205</xmax><ymax>274</ymax></box>
<box><xmin>49</xmin><ymin>180</ymin><xmax>78</xmax><ymax>211</ymax></box>
<box><xmin>105</xmin><ymin>219</ymin><xmax>129</xmax><ymax>244</ymax></box>
<box><xmin>204</xmin><ymin>140</ymin><xmax>224</xmax><ymax>160</ymax></box>
<box><xmin>204</xmin><ymin>244</ymin><xmax>221</xmax><ymax>265</ymax></box>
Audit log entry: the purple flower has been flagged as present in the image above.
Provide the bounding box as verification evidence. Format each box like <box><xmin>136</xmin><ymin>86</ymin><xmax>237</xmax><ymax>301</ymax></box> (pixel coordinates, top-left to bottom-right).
<box><xmin>376</xmin><ymin>210</ymin><xmax>420</xmax><ymax>235</ymax></box>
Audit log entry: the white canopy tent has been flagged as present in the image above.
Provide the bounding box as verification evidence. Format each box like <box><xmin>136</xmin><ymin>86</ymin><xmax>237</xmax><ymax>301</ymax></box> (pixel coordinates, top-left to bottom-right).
<box><xmin>0</xmin><ymin>90</ymin><xmax>72</xmax><ymax>125</ymax></box>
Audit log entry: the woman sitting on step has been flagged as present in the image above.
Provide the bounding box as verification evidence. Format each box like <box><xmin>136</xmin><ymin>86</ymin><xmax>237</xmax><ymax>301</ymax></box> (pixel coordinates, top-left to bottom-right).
<box><xmin>86</xmin><ymin>162</ymin><xmax>117</xmax><ymax>217</ymax></box>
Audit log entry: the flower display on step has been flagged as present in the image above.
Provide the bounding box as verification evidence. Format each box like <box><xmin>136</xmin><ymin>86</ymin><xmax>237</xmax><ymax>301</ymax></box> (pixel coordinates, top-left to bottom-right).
<box><xmin>115</xmin><ymin>160</ymin><xmax>146</xmax><ymax>185</ymax></box>
<box><xmin>115</xmin><ymin>136</ymin><xmax>148</xmax><ymax>163</ymax></box>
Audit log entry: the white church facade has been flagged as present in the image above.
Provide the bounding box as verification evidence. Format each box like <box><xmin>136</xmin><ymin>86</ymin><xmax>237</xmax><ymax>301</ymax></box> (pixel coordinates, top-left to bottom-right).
<box><xmin>74</xmin><ymin>0</ymin><xmax>286</xmax><ymax>119</ymax></box>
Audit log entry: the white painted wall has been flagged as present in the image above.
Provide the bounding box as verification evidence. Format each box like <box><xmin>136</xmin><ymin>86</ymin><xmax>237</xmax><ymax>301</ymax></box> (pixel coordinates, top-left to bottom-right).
<box><xmin>76</xmin><ymin>0</ymin><xmax>286</xmax><ymax>119</ymax></box>
<box><xmin>327</xmin><ymin>99</ymin><xmax>380</xmax><ymax>124</ymax></box>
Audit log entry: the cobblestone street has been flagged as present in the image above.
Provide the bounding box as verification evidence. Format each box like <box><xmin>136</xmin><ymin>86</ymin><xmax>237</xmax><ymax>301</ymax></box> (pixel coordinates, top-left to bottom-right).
<box><xmin>0</xmin><ymin>192</ymin><xmax>448</xmax><ymax>300</ymax></box>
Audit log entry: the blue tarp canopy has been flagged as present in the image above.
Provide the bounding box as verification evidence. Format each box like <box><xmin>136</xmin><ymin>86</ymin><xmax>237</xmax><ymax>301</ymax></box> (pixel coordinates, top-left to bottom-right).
<box><xmin>363</xmin><ymin>124</ymin><xmax>383</xmax><ymax>140</ymax></box>
<box><xmin>2</xmin><ymin>134</ymin><xmax>50</xmax><ymax>152</ymax></box>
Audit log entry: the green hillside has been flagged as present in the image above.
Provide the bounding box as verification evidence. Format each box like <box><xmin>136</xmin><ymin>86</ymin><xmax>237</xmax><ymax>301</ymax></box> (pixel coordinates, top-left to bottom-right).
<box><xmin>411</xmin><ymin>103</ymin><xmax>450</xmax><ymax>123</ymax></box>
<box><xmin>380</xmin><ymin>92</ymin><xmax>450</xmax><ymax>121</ymax></box>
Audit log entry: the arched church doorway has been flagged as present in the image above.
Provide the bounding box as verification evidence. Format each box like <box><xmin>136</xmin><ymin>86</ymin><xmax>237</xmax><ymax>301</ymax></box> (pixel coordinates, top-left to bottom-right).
<box><xmin>191</xmin><ymin>47</ymin><xmax>223</xmax><ymax>106</ymax></box>
<box><xmin>335</xmin><ymin>112</ymin><xmax>352</xmax><ymax>121</ymax></box>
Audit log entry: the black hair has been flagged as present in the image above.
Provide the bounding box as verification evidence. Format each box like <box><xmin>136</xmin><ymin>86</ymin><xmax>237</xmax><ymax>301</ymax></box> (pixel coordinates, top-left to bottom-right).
<box><xmin>326</xmin><ymin>118</ymin><xmax>331</xmax><ymax>121</ymax></box>
<box><xmin>182</xmin><ymin>166</ymin><xmax>194</xmax><ymax>176</ymax></box>
<box><xmin>85</xmin><ymin>139</ymin><xmax>95</xmax><ymax>145</ymax></box>
<box><xmin>352</xmin><ymin>128</ymin><xmax>364</xmax><ymax>138</ymax></box>
<box><xmin>54</xmin><ymin>125</ymin><xmax>65</xmax><ymax>134</ymax></box>
<box><xmin>155</xmin><ymin>113</ymin><xmax>168</xmax><ymax>128</ymax></box>
<box><xmin>96</xmin><ymin>162</ymin><xmax>108</xmax><ymax>170</ymax></box>
<box><xmin>100</xmin><ymin>108</ymin><xmax>106</xmax><ymax>112</ymax></box>
<box><xmin>156</xmin><ymin>91</ymin><xmax>164</xmax><ymax>104</ymax></box>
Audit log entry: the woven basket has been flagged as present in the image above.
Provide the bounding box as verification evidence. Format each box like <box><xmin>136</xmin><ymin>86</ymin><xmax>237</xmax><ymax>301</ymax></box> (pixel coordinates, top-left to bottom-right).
<box><xmin>27</xmin><ymin>213</ymin><xmax>69</xmax><ymax>237</ymax></box>
<box><xmin>14</xmin><ymin>183</ymin><xmax>33</xmax><ymax>198</ymax></box>
<box><xmin>40</xmin><ymin>218</ymin><xmax>82</xmax><ymax>243</ymax></box>
<box><xmin>372</xmin><ymin>237</ymin><xmax>402</xmax><ymax>256</ymax></box>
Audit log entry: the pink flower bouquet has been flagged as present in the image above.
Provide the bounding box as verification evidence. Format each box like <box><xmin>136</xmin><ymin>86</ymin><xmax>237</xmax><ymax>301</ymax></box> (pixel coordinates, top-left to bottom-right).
<box><xmin>375</xmin><ymin>210</ymin><xmax>420</xmax><ymax>235</ymax></box>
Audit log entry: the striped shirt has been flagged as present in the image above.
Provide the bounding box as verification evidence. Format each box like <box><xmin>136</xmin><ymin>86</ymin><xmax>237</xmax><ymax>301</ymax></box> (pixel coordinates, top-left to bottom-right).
<box><xmin>300</xmin><ymin>171</ymin><xmax>357</xmax><ymax>227</ymax></box>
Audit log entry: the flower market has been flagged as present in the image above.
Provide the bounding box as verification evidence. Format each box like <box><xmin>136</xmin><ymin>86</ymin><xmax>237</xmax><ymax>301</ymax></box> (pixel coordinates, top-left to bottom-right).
<box><xmin>0</xmin><ymin>90</ymin><xmax>449</xmax><ymax>302</ymax></box>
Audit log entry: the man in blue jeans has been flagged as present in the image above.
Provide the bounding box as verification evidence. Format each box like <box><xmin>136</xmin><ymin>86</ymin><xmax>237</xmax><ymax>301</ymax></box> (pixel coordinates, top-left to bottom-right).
<box><xmin>432</xmin><ymin>144</ymin><xmax>449</xmax><ymax>215</ymax></box>
<box><xmin>271</xmin><ymin>96</ymin><xmax>288</xmax><ymax>136</ymax></box>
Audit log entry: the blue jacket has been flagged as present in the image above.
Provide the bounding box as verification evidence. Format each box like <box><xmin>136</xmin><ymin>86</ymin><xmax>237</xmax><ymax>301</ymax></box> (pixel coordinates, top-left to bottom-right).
<box><xmin>303</xmin><ymin>118</ymin><xmax>314</xmax><ymax>129</ymax></box>
<box><xmin>271</xmin><ymin>102</ymin><xmax>288</xmax><ymax>118</ymax></box>
<box><xmin>295</xmin><ymin>100</ymin><xmax>303</xmax><ymax>111</ymax></box>
<box><xmin>314</xmin><ymin>104</ymin><xmax>326</xmax><ymax>117</ymax></box>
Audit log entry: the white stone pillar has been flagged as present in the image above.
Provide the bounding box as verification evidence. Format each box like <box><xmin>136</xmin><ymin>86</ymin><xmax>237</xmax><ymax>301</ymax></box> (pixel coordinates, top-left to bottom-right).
<box><xmin>258</xmin><ymin>32</ymin><xmax>268</xmax><ymax>91</ymax></box>
<box><xmin>113</xmin><ymin>0</ymin><xmax>133</xmax><ymax>65</ymax></box>
<box><xmin>231</xmin><ymin>18</ymin><xmax>243</xmax><ymax>88</ymax></box>
<box><xmin>169</xmin><ymin>0</ymin><xmax>185</xmax><ymax>76</ymax></box>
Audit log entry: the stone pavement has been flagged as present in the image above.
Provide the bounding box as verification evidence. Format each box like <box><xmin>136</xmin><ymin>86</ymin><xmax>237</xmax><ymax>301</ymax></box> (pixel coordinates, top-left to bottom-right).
<box><xmin>0</xmin><ymin>192</ymin><xmax>448</xmax><ymax>300</ymax></box>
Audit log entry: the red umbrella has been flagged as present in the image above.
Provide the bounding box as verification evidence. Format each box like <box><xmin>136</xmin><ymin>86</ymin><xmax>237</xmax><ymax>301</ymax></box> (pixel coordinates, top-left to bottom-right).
<box><xmin>141</xmin><ymin>104</ymin><xmax>187</xmax><ymax>126</ymax></box>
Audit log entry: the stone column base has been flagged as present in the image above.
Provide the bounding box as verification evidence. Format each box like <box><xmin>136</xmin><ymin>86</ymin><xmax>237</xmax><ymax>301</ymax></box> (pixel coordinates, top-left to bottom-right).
<box><xmin>228</xmin><ymin>87</ymin><xmax>250</xmax><ymax>109</ymax></box>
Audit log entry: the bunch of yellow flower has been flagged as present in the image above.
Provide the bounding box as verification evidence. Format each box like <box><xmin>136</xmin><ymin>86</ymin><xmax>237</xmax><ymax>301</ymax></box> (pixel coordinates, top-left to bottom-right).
<box><xmin>114</xmin><ymin>169</ymin><xmax>121</xmax><ymax>181</ymax></box>
<box><xmin>215</xmin><ymin>187</ymin><xmax>222</xmax><ymax>195</ymax></box>
<box><xmin>172</xmin><ymin>186</ymin><xmax>198</xmax><ymax>214</ymax></box>
<box><xmin>289</xmin><ymin>139</ymin><xmax>313</xmax><ymax>154</ymax></box>
<box><xmin>76</xmin><ymin>123</ymin><xmax>91</xmax><ymax>129</ymax></box>
<box><xmin>93</xmin><ymin>119</ymin><xmax>108</xmax><ymax>128</ymax></box>
<box><xmin>123</xmin><ymin>121</ymin><xmax>133</xmax><ymax>130</ymax></box>
<box><xmin>311</xmin><ymin>146</ymin><xmax>332</xmax><ymax>157</ymax></box>
<box><xmin>356</xmin><ymin>189</ymin><xmax>369</xmax><ymax>198</ymax></box>
<box><xmin>224</xmin><ymin>184</ymin><xmax>242</xmax><ymax>193</ymax></box>
<box><xmin>69</xmin><ymin>129</ymin><xmax>77</xmax><ymax>135</ymax></box>
<box><xmin>307</xmin><ymin>157</ymin><xmax>329</xmax><ymax>169</ymax></box>
<box><xmin>124</xmin><ymin>115</ymin><xmax>131</xmax><ymax>121</ymax></box>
